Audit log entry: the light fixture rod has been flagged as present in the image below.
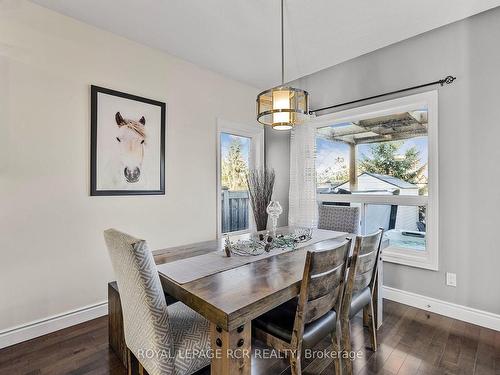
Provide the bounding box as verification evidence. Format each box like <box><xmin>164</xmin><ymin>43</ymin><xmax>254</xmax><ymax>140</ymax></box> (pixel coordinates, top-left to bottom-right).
<box><xmin>281</xmin><ymin>0</ymin><xmax>284</xmax><ymax>85</ymax></box>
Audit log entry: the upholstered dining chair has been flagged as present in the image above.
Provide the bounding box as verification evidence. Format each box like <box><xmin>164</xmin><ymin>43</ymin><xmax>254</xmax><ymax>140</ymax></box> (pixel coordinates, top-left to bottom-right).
<box><xmin>253</xmin><ymin>238</ymin><xmax>352</xmax><ymax>375</ymax></box>
<box><xmin>317</xmin><ymin>204</ymin><xmax>360</xmax><ymax>234</ymax></box>
<box><xmin>104</xmin><ymin>229</ymin><xmax>210</xmax><ymax>375</ymax></box>
<box><xmin>340</xmin><ymin>229</ymin><xmax>384</xmax><ymax>375</ymax></box>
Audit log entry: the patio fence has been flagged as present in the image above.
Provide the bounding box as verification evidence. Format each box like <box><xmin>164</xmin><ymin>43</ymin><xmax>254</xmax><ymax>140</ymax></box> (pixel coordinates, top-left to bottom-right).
<box><xmin>221</xmin><ymin>190</ymin><xmax>249</xmax><ymax>233</ymax></box>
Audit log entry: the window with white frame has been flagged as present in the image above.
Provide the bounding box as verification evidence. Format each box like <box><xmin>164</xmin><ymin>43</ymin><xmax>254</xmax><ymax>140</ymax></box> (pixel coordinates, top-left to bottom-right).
<box><xmin>217</xmin><ymin>119</ymin><xmax>264</xmax><ymax>236</ymax></box>
<box><xmin>312</xmin><ymin>91</ymin><xmax>438</xmax><ymax>270</ymax></box>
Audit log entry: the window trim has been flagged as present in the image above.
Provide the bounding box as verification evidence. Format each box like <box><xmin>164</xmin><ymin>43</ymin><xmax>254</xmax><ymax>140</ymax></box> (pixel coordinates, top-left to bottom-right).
<box><xmin>310</xmin><ymin>91</ymin><xmax>439</xmax><ymax>271</ymax></box>
<box><xmin>216</xmin><ymin>118</ymin><xmax>264</xmax><ymax>237</ymax></box>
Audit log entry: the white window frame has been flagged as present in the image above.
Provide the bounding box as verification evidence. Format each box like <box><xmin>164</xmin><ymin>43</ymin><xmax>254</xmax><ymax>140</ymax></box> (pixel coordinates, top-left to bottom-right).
<box><xmin>216</xmin><ymin>118</ymin><xmax>264</xmax><ymax>237</ymax></box>
<box><xmin>309</xmin><ymin>91</ymin><xmax>439</xmax><ymax>270</ymax></box>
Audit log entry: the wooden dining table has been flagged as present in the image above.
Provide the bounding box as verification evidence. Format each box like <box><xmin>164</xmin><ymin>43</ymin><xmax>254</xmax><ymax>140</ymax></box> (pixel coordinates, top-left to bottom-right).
<box><xmin>107</xmin><ymin>227</ymin><xmax>383</xmax><ymax>375</ymax></box>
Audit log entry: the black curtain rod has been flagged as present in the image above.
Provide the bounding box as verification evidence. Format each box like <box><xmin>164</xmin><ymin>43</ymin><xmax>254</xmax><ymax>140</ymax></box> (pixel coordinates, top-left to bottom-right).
<box><xmin>309</xmin><ymin>75</ymin><xmax>456</xmax><ymax>115</ymax></box>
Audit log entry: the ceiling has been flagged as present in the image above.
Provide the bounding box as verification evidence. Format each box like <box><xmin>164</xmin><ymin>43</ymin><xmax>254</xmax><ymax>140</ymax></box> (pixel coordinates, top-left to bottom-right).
<box><xmin>31</xmin><ymin>0</ymin><xmax>500</xmax><ymax>88</ymax></box>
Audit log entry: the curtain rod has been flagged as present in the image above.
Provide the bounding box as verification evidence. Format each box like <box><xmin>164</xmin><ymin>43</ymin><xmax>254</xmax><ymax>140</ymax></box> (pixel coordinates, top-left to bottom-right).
<box><xmin>309</xmin><ymin>75</ymin><xmax>456</xmax><ymax>115</ymax></box>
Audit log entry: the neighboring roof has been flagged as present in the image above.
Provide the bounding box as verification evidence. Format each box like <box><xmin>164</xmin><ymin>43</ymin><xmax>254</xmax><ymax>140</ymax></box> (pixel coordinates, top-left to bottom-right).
<box><xmin>362</xmin><ymin>172</ymin><xmax>417</xmax><ymax>189</ymax></box>
<box><xmin>333</xmin><ymin>172</ymin><xmax>417</xmax><ymax>189</ymax></box>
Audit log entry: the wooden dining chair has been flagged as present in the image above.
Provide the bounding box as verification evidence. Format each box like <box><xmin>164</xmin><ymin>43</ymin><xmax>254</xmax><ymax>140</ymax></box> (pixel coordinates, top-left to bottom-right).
<box><xmin>104</xmin><ymin>229</ymin><xmax>211</xmax><ymax>375</ymax></box>
<box><xmin>340</xmin><ymin>229</ymin><xmax>384</xmax><ymax>375</ymax></box>
<box><xmin>253</xmin><ymin>238</ymin><xmax>352</xmax><ymax>375</ymax></box>
<box><xmin>317</xmin><ymin>205</ymin><xmax>360</xmax><ymax>234</ymax></box>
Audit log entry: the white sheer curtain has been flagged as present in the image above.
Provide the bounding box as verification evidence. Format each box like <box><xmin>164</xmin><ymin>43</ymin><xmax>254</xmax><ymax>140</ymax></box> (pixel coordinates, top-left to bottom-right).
<box><xmin>288</xmin><ymin>121</ymin><xmax>318</xmax><ymax>228</ymax></box>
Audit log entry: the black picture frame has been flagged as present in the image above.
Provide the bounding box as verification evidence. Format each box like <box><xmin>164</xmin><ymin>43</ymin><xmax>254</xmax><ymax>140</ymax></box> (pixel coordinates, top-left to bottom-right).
<box><xmin>90</xmin><ymin>85</ymin><xmax>166</xmax><ymax>196</ymax></box>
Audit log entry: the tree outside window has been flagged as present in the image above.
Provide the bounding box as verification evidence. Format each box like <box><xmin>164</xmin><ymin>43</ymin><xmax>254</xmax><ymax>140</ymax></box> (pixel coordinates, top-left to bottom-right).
<box><xmin>221</xmin><ymin>136</ymin><xmax>249</xmax><ymax>191</ymax></box>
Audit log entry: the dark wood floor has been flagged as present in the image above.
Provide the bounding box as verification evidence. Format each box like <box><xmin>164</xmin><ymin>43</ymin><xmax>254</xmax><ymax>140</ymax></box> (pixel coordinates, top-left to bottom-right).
<box><xmin>1</xmin><ymin>300</ymin><xmax>499</xmax><ymax>375</ymax></box>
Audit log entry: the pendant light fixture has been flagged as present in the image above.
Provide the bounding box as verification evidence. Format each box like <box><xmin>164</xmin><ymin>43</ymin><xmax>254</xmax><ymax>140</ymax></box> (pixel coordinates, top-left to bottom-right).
<box><xmin>256</xmin><ymin>0</ymin><xmax>309</xmax><ymax>130</ymax></box>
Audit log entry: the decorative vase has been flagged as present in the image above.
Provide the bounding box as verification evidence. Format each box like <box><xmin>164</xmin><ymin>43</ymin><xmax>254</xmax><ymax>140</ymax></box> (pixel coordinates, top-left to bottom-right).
<box><xmin>266</xmin><ymin>201</ymin><xmax>283</xmax><ymax>236</ymax></box>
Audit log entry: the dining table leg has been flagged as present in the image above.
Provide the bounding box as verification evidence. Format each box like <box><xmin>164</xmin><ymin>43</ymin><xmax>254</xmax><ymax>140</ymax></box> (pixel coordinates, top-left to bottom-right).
<box><xmin>210</xmin><ymin>322</ymin><xmax>251</xmax><ymax>375</ymax></box>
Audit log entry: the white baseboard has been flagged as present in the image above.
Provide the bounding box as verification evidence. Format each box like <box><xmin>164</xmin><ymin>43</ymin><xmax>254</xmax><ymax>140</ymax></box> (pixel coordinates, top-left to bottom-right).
<box><xmin>2</xmin><ymin>287</ymin><xmax>498</xmax><ymax>350</ymax></box>
<box><xmin>383</xmin><ymin>286</ymin><xmax>500</xmax><ymax>331</ymax></box>
<box><xmin>0</xmin><ymin>301</ymin><xmax>108</xmax><ymax>349</ymax></box>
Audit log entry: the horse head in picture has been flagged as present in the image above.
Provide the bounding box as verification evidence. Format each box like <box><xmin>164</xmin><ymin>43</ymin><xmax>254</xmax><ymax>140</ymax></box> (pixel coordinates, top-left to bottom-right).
<box><xmin>114</xmin><ymin>111</ymin><xmax>146</xmax><ymax>183</ymax></box>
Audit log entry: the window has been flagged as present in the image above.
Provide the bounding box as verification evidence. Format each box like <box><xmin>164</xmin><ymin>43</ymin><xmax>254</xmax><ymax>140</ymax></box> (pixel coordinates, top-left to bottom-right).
<box><xmin>312</xmin><ymin>91</ymin><xmax>438</xmax><ymax>270</ymax></box>
<box><xmin>220</xmin><ymin>133</ymin><xmax>251</xmax><ymax>233</ymax></box>
<box><xmin>217</xmin><ymin>119</ymin><xmax>264</xmax><ymax>236</ymax></box>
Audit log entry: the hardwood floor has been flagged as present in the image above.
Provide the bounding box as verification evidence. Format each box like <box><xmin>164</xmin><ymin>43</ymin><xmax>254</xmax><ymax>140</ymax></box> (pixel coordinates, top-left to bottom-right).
<box><xmin>1</xmin><ymin>300</ymin><xmax>499</xmax><ymax>375</ymax></box>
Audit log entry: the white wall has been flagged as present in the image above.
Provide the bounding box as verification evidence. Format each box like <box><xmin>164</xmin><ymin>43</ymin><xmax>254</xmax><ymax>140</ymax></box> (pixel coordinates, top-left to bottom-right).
<box><xmin>270</xmin><ymin>7</ymin><xmax>500</xmax><ymax>314</ymax></box>
<box><xmin>0</xmin><ymin>1</ymin><xmax>258</xmax><ymax>332</ymax></box>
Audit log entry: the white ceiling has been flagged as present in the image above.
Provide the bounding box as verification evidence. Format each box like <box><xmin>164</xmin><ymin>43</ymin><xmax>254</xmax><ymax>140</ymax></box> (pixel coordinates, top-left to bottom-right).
<box><xmin>31</xmin><ymin>0</ymin><xmax>500</xmax><ymax>88</ymax></box>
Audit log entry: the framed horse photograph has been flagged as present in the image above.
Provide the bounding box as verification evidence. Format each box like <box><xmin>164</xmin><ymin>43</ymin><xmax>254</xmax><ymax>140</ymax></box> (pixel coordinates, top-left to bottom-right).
<box><xmin>90</xmin><ymin>86</ymin><xmax>166</xmax><ymax>196</ymax></box>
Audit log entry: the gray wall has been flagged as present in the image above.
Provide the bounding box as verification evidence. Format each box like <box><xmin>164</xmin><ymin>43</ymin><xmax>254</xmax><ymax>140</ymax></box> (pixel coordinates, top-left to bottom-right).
<box><xmin>268</xmin><ymin>7</ymin><xmax>500</xmax><ymax>314</ymax></box>
<box><xmin>265</xmin><ymin>128</ymin><xmax>290</xmax><ymax>227</ymax></box>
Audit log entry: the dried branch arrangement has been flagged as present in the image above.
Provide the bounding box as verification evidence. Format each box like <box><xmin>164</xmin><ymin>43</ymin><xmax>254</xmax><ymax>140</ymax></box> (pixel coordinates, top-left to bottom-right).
<box><xmin>246</xmin><ymin>168</ymin><xmax>276</xmax><ymax>231</ymax></box>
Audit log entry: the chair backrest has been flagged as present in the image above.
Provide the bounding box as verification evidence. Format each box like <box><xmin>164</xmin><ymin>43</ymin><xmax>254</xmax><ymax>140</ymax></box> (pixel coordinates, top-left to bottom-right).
<box><xmin>317</xmin><ymin>205</ymin><xmax>360</xmax><ymax>234</ymax></box>
<box><xmin>342</xmin><ymin>229</ymin><xmax>384</xmax><ymax>316</ymax></box>
<box><xmin>104</xmin><ymin>229</ymin><xmax>173</xmax><ymax>374</ymax></box>
<box><xmin>293</xmin><ymin>238</ymin><xmax>351</xmax><ymax>342</ymax></box>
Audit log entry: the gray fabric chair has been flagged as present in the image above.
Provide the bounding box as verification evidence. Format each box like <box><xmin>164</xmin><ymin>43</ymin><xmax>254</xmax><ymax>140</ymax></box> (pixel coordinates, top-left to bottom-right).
<box><xmin>317</xmin><ymin>205</ymin><xmax>360</xmax><ymax>234</ymax></box>
<box><xmin>104</xmin><ymin>229</ymin><xmax>210</xmax><ymax>375</ymax></box>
